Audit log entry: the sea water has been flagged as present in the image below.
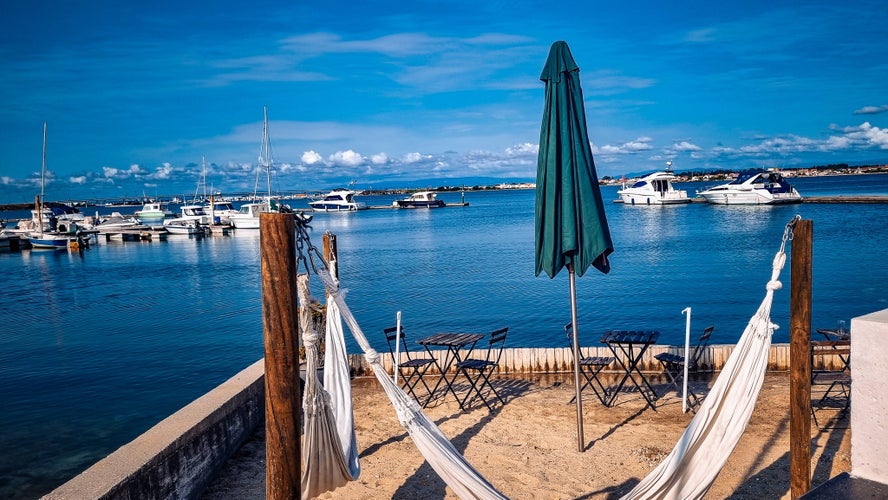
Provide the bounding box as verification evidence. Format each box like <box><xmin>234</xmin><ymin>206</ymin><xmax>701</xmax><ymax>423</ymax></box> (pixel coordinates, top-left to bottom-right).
<box><xmin>1</xmin><ymin>174</ymin><xmax>886</xmax><ymax>498</ymax></box>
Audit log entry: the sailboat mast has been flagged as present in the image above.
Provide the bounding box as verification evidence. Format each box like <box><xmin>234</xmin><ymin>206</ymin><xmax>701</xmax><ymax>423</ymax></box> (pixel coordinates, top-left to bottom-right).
<box><xmin>194</xmin><ymin>155</ymin><xmax>208</xmax><ymax>204</ymax></box>
<box><xmin>263</xmin><ymin>106</ymin><xmax>272</xmax><ymax>200</ymax></box>
<box><xmin>38</xmin><ymin>121</ymin><xmax>47</xmax><ymax>230</ymax></box>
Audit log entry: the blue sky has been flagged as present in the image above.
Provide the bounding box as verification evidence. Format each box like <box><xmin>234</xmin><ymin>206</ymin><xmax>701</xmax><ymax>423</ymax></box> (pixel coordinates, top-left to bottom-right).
<box><xmin>1</xmin><ymin>1</ymin><xmax>887</xmax><ymax>203</ymax></box>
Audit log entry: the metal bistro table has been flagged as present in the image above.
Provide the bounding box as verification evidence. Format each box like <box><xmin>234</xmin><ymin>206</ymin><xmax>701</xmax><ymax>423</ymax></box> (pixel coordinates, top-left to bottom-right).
<box><xmin>417</xmin><ymin>332</ymin><xmax>484</xmax><ymax>408</ymax></box>
<box><xmin>600</xmin><ymin>330</ymin><xmax>660</xmax><ymax>411</ymax></box>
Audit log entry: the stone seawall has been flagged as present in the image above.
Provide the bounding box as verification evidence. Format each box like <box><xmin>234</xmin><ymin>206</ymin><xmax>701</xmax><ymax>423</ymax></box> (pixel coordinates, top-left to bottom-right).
<box><xmin>43</xmin><ymin>360</ymin><xmax>265</xmax><ymax>500</ymax></box>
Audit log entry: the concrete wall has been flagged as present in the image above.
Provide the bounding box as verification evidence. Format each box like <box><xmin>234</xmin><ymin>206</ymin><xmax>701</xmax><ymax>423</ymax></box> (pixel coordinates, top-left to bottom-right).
<box><xmin>43</xmin><ymin>360</ymin><xmax>265</xmax><ymax>500</ymax></box>
<box><xmin>851</xmin><ymin>308</ymin><xmax>888</xmax><ymax>484</ymax></box>
<box><xmin>349</xmin><ymin>343</ymin><xmax>831</xmax><ymax>377</ymax></box>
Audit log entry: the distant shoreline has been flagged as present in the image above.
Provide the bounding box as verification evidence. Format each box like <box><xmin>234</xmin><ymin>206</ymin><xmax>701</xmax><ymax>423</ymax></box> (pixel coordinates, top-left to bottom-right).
<box><xmin>1</xmin><ymin>170</ymin><xmax>886</xmax><ymax>212</ymax></box>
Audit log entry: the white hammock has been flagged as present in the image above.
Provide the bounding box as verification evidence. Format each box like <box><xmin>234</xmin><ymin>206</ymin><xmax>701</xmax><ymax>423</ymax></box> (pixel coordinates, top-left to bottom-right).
<box><xmin>295</xmin><ymin>216</ymin><xmax>798</xmax><ymax>500</ymax></box>
<box><xmin>298</xmin><ymin>274</ymin><xmax>359</xmax><ymax>499</ymax></box>
<box><xmin>620</xmin><ymin>216</ymin><xmax>799</xmax><ymax>500</ymax></box>
<box><xmin>295</xmin><ymin>244</ymin><xmax>505</xmax><ymax>499</ymax></box>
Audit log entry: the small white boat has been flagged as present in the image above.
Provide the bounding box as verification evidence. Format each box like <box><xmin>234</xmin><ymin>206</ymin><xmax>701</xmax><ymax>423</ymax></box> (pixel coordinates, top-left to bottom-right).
<box><xmin>229</xmin><ymin>199</ymin><xmax>276</xmax><ymax>229</ymax></box>
<box><xmin>163</xmin><ymin>205</ymin><xmax>210</xmax><ymax>234</ymax></box>
<box><xmin>309</xmin><ymin>188</ymin><xmax>367</xmax><ymax>212</ymax></box>
<box><xmin>203</xmin><ymin>199</ymin><xmax>238</xmax><ymax>225</ymax></box>
<box><xmin>94</xmin><ymin>212</ymin><xmax>144</xmax><ymax>231</ymax></box>
<box><xmin>617</xmin><ymin>168</ymin><xmax>690</xmax><ymax>205</ymax></box>
<box><xmin>135</xmin><ymin>201</ymin><xmax>174</xmax><ymax>220</ymax></box>
<box><xmin>28</xmin><ymin>230</ymin><xmax>89</xmax><ymax>249</ymax></box>
<box><xmin>162</xmin><ymin>219</ymin><xmax>205</xmax><ymax>235</ymax></box>
<box><xmin>172</xmin><ymin>204</ymin><xmax>211</xmax><ymax>224</ymax></box>
<box><xmin>698</xmin><ymin>170</ymin><xmax>803</xmax><ymax>205</ymax></box>
<box><xmin>393</xmin><ymin>191</ymin><xmax>445</xmax><ymax>208</ymax></box>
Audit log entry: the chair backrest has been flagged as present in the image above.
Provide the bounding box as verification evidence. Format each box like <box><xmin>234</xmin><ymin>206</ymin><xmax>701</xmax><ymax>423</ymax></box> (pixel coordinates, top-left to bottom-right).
<box><xmin>383</xmin><ymin>326</ymin><xmax>415</xmax><ymax>361</ymax></box>
<box><xmin>486</xmin><ymin>327</ymin><xmax>508</xmax><ymax>365</ymax></box>
<box><xmin>564</xmin><ymin>322</ymin><xmax>573</xmax><ymax>347</ymax></box>
<box><xmin>689</xmin><ymin>325</ymin><xmax>714</xmax><ymax>369</ymax></box>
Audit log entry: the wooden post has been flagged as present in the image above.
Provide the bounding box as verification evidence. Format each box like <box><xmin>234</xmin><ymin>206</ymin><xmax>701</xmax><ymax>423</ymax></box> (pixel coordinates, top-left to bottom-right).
<box><xmin>260</xmin><ymin>212</ymin><xmax>301</xmax><ymax>500</ymax></box>
<box><xmin>323</xmin><ymin>232</ymin><xmax>338</xmax><ymax>277</ymax></box>
<box><xmin>789</xmin><ymin>219</ymin><xmax>813</xmax><ymax>498</ymax></box>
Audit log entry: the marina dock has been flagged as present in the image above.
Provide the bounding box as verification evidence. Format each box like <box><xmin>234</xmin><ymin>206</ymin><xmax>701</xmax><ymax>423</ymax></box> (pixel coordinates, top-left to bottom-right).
<box><xmin>365</xmin><ymin>201</ymin><xmax>470</xmax><ymax>210</ymax></box>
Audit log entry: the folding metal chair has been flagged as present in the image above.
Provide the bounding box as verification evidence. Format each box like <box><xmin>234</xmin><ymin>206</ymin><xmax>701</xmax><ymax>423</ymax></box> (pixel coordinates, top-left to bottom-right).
<box><xmin>384</xmin><ymin>326</ymin><xmax>437</xmax><ymax>405</ymax></box>
<box><xmin>565</xmin><ymin>323</ymin><xmax>614</xmax><ymax>405</ymax></box>
<box><xmin>654</xmin><ymin>325</ymin><xmax>714</xmax><ymax>410</ymax></box>
<box><xmin>456</xmin><ymin>327</ymin><xmax>508</xmax><ymax>411</ymax></box>
<box><xmin>811</xmin><ymin>339</ymin><xmax>851</xmax><ymax>429</ymax></box>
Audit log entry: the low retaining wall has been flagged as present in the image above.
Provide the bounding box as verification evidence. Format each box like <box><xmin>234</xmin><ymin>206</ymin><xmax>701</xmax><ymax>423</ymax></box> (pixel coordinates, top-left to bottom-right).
<box><xmin>348</xmin><ymin>343</ymin><xmax>847</xmax><ymax>376</ymax></box>
<box><xmin>44</xmin><ymin>360</ymin><xmax>265</xmax><ymax>500</ymax></box>
<box><xmin>47</xmin><ymin>342</ymin><xmax>849</xmax><ymax>499</ymax></box>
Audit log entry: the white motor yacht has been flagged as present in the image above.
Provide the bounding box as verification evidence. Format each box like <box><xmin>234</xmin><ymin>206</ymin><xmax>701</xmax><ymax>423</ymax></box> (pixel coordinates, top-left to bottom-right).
<box><xmin>229</xmin><ymin>199</ymin><xmax>275</xmax><ymax>229</ymax></box>
<box><xmin>203</xmin><ymin>200</ymin><xmax>238</xmax><ymax>225</ymax></box>
<box><xmin>617</xmin><ymin>167</ymin><xmax>690</xmax><ymax>205</ymax></box>
<box><xmin>309</xmin><ymin>188</ymin><xmax>368</xmax><ymax>212</ymax></box>
<box><xmin>698</xmin><ymin>170</ymin><xmax>803</xmax><ymax>205</ymax></box>
<box><xmin>393</xmin><ymin>191</ymin><xmax>445</xmax><ymax>208</ymax></box>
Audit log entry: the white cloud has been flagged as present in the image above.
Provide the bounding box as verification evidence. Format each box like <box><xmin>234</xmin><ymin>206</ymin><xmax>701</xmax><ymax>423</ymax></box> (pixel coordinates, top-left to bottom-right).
<box><xmin>506</xmin><ymin>142</ymin><xmax>538</xmax><ymax>156</ymax></box>
<box><xmin>853</xmin><ymin>105</ymin><xmax>888</xmax><ymax>115</ymax></box>
<box><xmin>843</xmin><ymin>122</ymin><xmax>888</xmax><ymax>149</ymax></box>
<box><xmin>599</xmin><ymin>137</ymin><xmax>654</xmax><ymax>154</ymax></box>
<box><xmin>103</xmin><ymin>166</ymin><xmax>119</xmax><ymax>178</ymax></box>
<box><xmin>328</xmin><ymin>150</ymin><xmax>364</xmax><ymax>167</ymax></box>
<box><xmin>402</xmin><ymin>152</ymin><xmax>427</xmax><ymax>164</ymax></box>
<box><xmin>152</xmin><ymin>163</ymin><xmax>172</xmax><ymax>179</ymax></box>
<box><xmin>69</xmin><ymin>176</ymin><xmax>87</xmax><ymax>185</ymax></box>
<box><xmin>671</xmin><ymin>141</ymin><xmax>702</xmax><ymax>152</ymax></box>
<box><xmin>370</xmin><ymin>153</ymin><xmax>389</xmax><ymax>164</ymax></box>
<box><xmin>301</xmin><ymin>150</ymin><xmax>323</xmax><ymax>164</ymax></box>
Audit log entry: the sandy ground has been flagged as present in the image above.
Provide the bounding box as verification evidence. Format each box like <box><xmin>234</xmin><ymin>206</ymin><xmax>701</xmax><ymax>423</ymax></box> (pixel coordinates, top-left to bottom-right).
<box><xmin>201</xmin><ymin>372</ymin><xmax>850</xmax><ymax>499</ymax></box>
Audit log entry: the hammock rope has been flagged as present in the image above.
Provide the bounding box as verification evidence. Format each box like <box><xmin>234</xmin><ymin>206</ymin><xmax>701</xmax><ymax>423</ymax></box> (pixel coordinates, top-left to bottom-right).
<box><xmin>298</xmin><ymin>273</ymin><xmax>357</xmax><ymax>499</ymax></box>
<box><xmin>296</xmin><ymin>222</ymin><xmax>507</xmax><ymax>500</ymax></box>
<box><xmin>620</xmin><ymin>214</ymin><xmax>801</xmax><ymax>500</ymax></box>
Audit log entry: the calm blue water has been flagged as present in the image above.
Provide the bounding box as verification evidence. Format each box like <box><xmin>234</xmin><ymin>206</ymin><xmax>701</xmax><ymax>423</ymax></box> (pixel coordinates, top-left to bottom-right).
<box><xmin>1</xmin><ymin>174</ymin><xmax>887</xmax><ymax>498</ymax></box>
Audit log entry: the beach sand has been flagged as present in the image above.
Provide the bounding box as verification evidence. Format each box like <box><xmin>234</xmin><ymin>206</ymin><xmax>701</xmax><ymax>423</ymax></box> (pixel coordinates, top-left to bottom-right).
<box><xmin>202</xmin><ymin>372</ymin><xmax>850</xmax><ymax>499</ymax></box>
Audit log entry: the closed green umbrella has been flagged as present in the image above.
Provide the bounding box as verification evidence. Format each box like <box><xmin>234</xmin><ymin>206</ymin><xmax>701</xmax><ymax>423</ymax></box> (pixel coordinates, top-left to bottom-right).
<box><xmin>534</xmin><ymin>41</ymin><xmax>614</xmax><ymax>452</ymax></box>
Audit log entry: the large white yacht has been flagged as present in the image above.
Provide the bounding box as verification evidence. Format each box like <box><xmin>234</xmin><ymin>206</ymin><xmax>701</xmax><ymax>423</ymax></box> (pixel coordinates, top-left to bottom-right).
<box><xmin>617</xmin><ymin>164</ymin><xmax>690</xmax><ymax>205</ymax></box>
<box><xmin>309</xmin><ymin>188</ymin><xmax>368</xmax><ymax>212</ymax></box>
<box><xmin>698</xmin><ymin>170</ymin><xmax>803</xmax><ymax>205</ymax></box>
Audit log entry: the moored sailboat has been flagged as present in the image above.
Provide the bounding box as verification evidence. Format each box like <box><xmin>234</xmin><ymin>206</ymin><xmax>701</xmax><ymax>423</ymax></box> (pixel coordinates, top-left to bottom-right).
<box><xmin>27</xmin><ymin>123</ymin><xmax>89</xmax><ymax>250</ymax></box>
<box><xmin>229</xmin><ymin>106</ymin><xmax>287</xmax><ymax>229</ymax></box>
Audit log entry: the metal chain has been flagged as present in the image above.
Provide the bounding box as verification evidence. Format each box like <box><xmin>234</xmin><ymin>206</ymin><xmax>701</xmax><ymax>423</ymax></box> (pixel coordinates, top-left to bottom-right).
<box><xmin>779</xmin><ymin>214</ymin><xmax>802</xmax><ymax>255</ymax></box>
<box><xmin>293</xmin><ymin>212</ymin><xmax>329</xmax><ymax>277</ymax></box>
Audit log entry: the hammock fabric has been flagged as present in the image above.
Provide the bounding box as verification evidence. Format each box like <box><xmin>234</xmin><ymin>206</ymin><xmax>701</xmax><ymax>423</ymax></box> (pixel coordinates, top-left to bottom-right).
<box><xmin>620</xmin><ymin>216</ymin><xmax>799</xmax><ymax>500</ymax></box>
<box><xmin>298</xmin><ymin>274</ymin><xmax>359</xmax><ymax>499</ymax></box>
<box><xmin>291</xmin><ymin>220</ymin><xmax>507</xmax><ymax>499</ymax></box>
<box><xmin>294</xmin><ymin>216</ymin><xmax>798</xmax><ymax>500</ymax></box>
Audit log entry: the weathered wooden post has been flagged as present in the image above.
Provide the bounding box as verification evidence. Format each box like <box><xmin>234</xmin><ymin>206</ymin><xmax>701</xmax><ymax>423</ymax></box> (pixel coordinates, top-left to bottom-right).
<box><xmin>789</xmin><ymin>219</ymin><xmax>813</xmax><ymax>498</ymax></box>
<box><xmin>323</xmin><ymin>231</ymin><xmax>338</xmax><ymax>278</ymax></box>
<box><xmin>260</xmin><ymin>212</ymin><xmax>301</xmax><ymax>500</ymax></box>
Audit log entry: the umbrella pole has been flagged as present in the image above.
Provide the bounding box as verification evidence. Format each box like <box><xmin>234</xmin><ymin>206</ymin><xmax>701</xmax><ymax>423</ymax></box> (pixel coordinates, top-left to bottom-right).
<box><xmin>568</xmin><ymin>264</ymin><xmax>585</xmax><ymax>452</ymax></box>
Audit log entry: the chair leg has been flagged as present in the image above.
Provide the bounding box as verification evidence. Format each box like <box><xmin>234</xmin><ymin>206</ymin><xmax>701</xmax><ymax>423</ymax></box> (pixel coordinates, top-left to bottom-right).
<box><xmin>571</xmin><ymin>365</ymin><xmax>610</xmax><ymax>406</ymax></box>
<box><xmin>660</xmin><ymin>362</ymin><xmax>682</xmax><ymax>395</ymax></box>
<box><xmin>459</xmin><ymin>368</ymin><xmax>503</xmax><ymax>411</ymax></box>
<box><xmin>400</xmin><ymin>364</ymin><xmax>435</xmax><ymax>406</ymax></box>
